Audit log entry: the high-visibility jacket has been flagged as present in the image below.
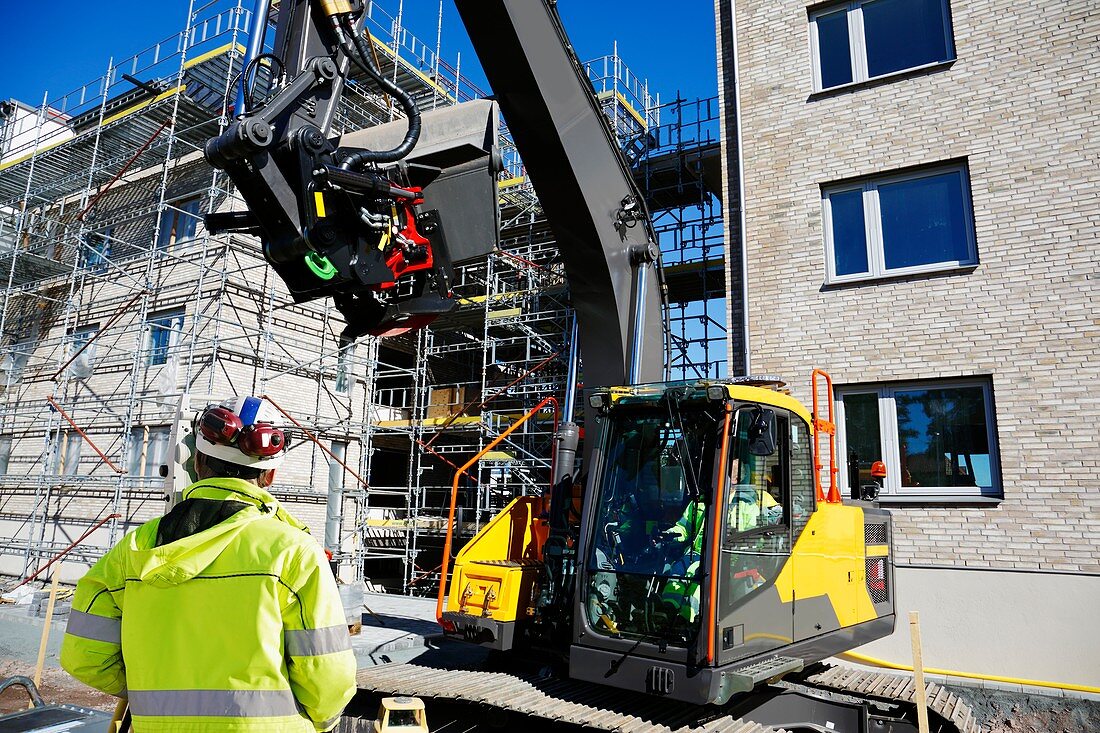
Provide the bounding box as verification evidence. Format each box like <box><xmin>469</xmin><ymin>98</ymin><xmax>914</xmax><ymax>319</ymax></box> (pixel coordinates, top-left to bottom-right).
<box><xmin>666</xmin><ymin>499</ymin><xmax>706</xmax><ymax>556</ymax></box>
<box><xmin>61</xmin><ymin>478</ymin><xmax>357</xmax><ymax>732</ymax></box>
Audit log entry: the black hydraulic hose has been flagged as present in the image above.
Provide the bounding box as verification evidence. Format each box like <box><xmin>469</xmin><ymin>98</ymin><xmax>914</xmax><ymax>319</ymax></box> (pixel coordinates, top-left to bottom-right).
<box><xmin>339</xmin><ymin>20</ymin><xmax>421</xmax><ymax>169</ymax></box>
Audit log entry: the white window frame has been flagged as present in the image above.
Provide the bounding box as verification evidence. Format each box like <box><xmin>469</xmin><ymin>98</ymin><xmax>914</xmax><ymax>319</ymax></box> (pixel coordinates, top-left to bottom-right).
<box><xmin>146</xmin><ymin>309</ymin><xmax>185</xmax><ymax>367</ymax></box>
<box><xmin>810</xmin><ymin>0</ymin><xmax>955</xmax><ymax>92</ymax></box>
<box><xmin>822</xmin><ymin>163</ymin><xmax>977</xmax><ymax>284</ymax></box>
<box><xmin>126</xmin><ymin>426</ymin><xmax>171</xmax><ymax>478</ymax></box>
<box><xmin>66</xmin><ymin>323</ymin><xmax>99</xmax><ymax>379</ymax></box>
<box><xmin>156</xmin><ymin>197</ymin><xmax>203</xmax><ymax>250</ymax></box>
<box><xmin>835</xmin><ymin>378</ymin><xmax>1001</xmax><ymax>500</ymax></box>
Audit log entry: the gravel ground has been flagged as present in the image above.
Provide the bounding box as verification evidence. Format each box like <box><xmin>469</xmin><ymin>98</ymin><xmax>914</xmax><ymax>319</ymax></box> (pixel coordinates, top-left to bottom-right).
<box><xmin>949</xmin><ymin>685</ymin><xmax>1100</xmax><ymax>733</ymax></box>
<box><xmin>0</xmin><ymin>658</ymin><xmax>116</xmax><ymax>715</ymax></box>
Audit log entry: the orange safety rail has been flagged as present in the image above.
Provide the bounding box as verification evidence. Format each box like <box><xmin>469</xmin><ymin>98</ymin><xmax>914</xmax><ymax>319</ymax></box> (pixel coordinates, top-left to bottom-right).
<box><xmin>45</xmin><ymin>396</ymin><xmax>126</xmax><ymax>474</ymax></box>
<box><xmin>705</xmin><ymin>403</ymin><xmax>733</xmax><ymax>664</ymax></box>
<box><xmin>9</xmin><ymin>512</ymin><xmax>122</xmax><ymax>591</ymax></box>
<box><xmin>810</xmin><ymin>369</ymin><xmax>842</xmax><ymax>504</ymax></box>
<box><xmin>76</xmin><ymin>118</ymin><xmax>172</xmax><ymax>222</ymax></box>
<box><xmin>261</xmin><ymin>394</ymin><xmax>368</xmax><ymax>488</ymax></box>
<box><xmin>51</xmin><ymin>289</ymin><xmax>149</xmax><ymax>381</ymax></box>
<box><xmin>436</xmin><ymin>395</ymin><xmax>559</xmax><ymax>625</ymax></box>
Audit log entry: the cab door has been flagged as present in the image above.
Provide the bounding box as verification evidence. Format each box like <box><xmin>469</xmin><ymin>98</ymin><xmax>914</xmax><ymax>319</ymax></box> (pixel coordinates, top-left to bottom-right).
<box><xmin>715</xmin><ymin>408</ymin><xmax>794</xmax><ymax>665</ymax></box>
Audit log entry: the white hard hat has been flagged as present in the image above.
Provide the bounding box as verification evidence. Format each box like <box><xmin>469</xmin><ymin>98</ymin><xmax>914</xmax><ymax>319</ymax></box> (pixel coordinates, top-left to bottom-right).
<box><xmin>195</xmin><ymin>395</ymin><xmax>289</xmax><ymax>469</ymax></box>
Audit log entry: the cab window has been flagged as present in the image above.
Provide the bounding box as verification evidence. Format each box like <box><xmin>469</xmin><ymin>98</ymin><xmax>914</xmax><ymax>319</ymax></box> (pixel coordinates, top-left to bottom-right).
<box><xmin>726</xmin><ymin>408</ymin><xmax>788</xmax><ymax>536</ymax></box>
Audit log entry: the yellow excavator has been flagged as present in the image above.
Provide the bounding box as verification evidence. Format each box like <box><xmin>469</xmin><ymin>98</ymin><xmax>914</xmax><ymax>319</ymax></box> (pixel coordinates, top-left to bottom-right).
<box><xmin>205</xmin><ymin>0</ymin><xmax>979</xmax><ymax>729</ymax></box>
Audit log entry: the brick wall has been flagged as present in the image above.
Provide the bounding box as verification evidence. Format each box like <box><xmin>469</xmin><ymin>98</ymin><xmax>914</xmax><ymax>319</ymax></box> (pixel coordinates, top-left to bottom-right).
<box><xmin>719</xmin><ymin>0</ymin><xmax>1100</xmax><ymax>571</ymax></box>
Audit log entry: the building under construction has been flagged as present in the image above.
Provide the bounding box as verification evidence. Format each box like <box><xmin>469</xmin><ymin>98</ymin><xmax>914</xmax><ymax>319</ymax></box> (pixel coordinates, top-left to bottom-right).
<box><xmin>0</xmin><ymin>0</ymin><xmax>725</xmax><ymax>594</ymax></box>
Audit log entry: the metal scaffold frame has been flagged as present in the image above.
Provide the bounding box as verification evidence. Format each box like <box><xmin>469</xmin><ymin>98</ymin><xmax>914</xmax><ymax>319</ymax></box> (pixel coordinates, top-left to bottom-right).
<box><xmin>0</xmin><ymin>1</ymin><xmax>726</xmax><ymax>595</ymax></box>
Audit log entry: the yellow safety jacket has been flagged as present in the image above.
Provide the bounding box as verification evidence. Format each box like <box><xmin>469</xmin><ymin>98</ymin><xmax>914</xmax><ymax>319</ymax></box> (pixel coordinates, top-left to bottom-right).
<box><xmin>61</xmin><ymin>478</ymin><xmax>357</xmax><ymax>732</ymax></box>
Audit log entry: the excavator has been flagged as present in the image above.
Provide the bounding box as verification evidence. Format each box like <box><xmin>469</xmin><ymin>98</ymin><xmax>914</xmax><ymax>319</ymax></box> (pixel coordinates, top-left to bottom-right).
<box><xmin>203</xmin><ymin>1</ymin><xmax>982</xmax><ymax>730</ymax></box>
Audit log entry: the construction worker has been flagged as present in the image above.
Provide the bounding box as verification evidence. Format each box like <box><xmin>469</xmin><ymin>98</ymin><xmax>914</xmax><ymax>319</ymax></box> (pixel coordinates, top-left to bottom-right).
<box><xmin>60</xmin><ymin>396</ymin><xmax>356</xmax><ymax>732</ymax></box>
<box><xmin>659</xmin><ymin>496</ymin><xmax>706</xmax><ymax>625</ymax></box>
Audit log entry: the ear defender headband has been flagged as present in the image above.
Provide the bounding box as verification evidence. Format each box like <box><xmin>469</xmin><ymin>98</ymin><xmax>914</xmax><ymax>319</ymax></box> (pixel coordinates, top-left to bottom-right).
<box><xmin>198</xmin><ymin>397</ymin><xmax>288</xmax><ymax>459</ymax></box>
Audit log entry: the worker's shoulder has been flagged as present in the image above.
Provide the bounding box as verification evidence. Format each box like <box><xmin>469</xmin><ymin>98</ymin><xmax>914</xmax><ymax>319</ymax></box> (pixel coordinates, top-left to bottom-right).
<box><xmin>240</xmin><ymin>513</ymin><xmax>325</xmax><ymax>561</ymax></box>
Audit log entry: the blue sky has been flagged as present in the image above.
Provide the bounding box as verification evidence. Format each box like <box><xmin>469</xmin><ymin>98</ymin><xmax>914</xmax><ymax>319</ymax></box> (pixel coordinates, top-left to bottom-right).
<box><xmin>0</xmin><ymin>1</ymin><xmax>717</xmax><ymax>109</ymax></box>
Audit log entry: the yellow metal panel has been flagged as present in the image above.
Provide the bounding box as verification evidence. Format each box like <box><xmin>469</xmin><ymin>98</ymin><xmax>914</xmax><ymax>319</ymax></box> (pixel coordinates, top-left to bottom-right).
<box><xmin>774</xmin><ymin>503</ymin><xmax>877</xmax><ymax>627</ymax></box>
<box><xmin>594</xmin><ymin>90</ymin><xmax>648</xmax><ymax>129</ymax></box>
<box><xmin>498</xmin><ymin>176</ymin><xmax>527</xmax><ymax>190</ymax></box>
<box><xmin>0</xmin><ymin>136</ymin><xmax>69</xmax><ymax>172</ymax></box>
<box><xmin>100</xmin><ymin>85</ymin><xmax>186</xmax><ymax>126</ymax></box>
<box><xmin>182</xmin><ymin>42</ymin><xmax>246</xmax><ymax>70</ymax></box>
<box><xmin>865</xmin><ymin>544</ymin><xmax>890</xmax><ymax>558</ymax></box>
<box><xmin>725</xmin><ymin>385</ymin><xmax>813</xmax><ymax>427</ymax></box>
<box><xmin>314</xmin><ymin>191</ymin><xmax>327</xmax><ymax>218</ymax></box>
<box><xmin>447</xmin><ymin>497</ymin><xmax>543</xmax><ymax>621</ymax></box>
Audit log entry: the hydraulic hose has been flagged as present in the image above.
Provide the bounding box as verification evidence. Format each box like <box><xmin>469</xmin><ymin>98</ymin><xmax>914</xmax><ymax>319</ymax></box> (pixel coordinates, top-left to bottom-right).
<box><xmin>339</xmin><ymin>20</ymin><xmax>421</xmax><ymax>169</ymax></box>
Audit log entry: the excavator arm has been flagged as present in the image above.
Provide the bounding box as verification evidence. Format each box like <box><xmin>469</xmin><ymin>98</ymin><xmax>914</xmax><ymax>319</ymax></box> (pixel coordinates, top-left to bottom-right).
<box><xmin>455</xmin><ymin>0</ymin><xmax>668</xmax><ymax>392</ymax></box>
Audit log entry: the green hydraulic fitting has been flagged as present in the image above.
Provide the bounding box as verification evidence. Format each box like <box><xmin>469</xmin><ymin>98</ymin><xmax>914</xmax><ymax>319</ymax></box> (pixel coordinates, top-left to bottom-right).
<box><xmin>305</xmin><ymin>252</ymin><xmax>337</xmax><ymax>280</ymax></box>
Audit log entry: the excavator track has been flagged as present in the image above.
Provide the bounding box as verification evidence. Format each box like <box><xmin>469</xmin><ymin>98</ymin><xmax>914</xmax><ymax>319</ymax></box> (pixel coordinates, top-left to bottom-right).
<box><xmin>356</xmin><ymin>662</ymin><xmax>985</xmax><ymax>732</ymax></box>
<box><xmin>357</xmin><ymin>664</ymin><xmax>783</xmax><ymax>732</ymax></box>
<box><xmin>803</xmin><ymin>665</ymin><xmax>984</xmax><ymax>733</ymax></box>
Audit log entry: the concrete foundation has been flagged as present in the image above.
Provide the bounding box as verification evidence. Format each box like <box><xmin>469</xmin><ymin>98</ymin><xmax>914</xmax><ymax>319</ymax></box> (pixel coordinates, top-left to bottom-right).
<box><xmin>853</xmin><ymin>565</ymin><xmax>1100</xmax><ymax>689</ymax></box>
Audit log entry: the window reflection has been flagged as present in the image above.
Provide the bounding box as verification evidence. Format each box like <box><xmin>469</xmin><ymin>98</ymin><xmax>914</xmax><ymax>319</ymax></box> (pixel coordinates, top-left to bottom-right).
<box><xmin>896</xmin><ymin>385</ymin><xmax>991</xmax><ymax>489</ymax></box>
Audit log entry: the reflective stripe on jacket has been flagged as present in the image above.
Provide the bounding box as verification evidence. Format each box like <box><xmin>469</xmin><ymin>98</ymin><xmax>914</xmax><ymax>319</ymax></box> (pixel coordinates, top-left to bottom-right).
<box><xmin>61</xmin><ymin>478</ymin><xmax>356</xmax><ymax>732</ymax></box>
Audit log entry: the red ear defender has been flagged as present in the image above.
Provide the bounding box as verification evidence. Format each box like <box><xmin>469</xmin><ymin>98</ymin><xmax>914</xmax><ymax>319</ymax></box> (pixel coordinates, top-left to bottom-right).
<box><xmin>237</xmin><ymin>423</ymin><xmax>288</xmax><ymax>458</ymax></box>
<box><xmin>199</xmin><ymin>406</ymin><xmax>244</xmax><ymax>445</ymax></box>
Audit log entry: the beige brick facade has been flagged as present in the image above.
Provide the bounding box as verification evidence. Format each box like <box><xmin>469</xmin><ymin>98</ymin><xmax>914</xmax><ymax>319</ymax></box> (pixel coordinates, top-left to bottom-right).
<box><xmin>718</xmin><ymin>0</ymin><xmax>1100</xmax><ymax>573</ymax></box>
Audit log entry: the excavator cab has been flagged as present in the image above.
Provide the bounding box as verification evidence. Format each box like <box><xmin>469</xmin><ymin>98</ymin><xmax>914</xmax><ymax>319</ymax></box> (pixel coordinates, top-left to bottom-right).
<box><xmin>570</xmin><ymin>378</ymin><xmax>897</xmax><ymax>705</ymax></box>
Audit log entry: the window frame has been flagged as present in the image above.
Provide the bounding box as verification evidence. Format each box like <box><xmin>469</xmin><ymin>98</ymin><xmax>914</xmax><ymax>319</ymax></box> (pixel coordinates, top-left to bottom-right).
<box><xmin>145</xmin><ymin>308</ymin><xmax>186</xmax><ymax>367</ymax></box>
<box><xmin>835</xmin><ymin>377</ymin><xmax>1002</xmax><ymax>501</ymax></box>
<box><xmin>809</xmin><ymin>0</ymin><xmax>956</xmax><ymax>93</ymax></box>
<box><xmin>156</xmin><ymin>197</ymin><xmax>203</xmax><ymax>250</ymax></box>
<box><xmin>822</xmin><ymin>162</ymin><xmax>977</xmax><ymax>285</ymax></box>
<box><xmin>126</xmin><ymin>425</ymin><xmax>171</xmax><ymax>478</ymax></box>
<box><xmin>80</xmin><ymin>226</ymin><xmax>113</xmax><ymax>271</ymax></box>
<box><xmin>66</xmin><ymin>323</ymin><xmax>99</xmax><ymax>378</ymax></box>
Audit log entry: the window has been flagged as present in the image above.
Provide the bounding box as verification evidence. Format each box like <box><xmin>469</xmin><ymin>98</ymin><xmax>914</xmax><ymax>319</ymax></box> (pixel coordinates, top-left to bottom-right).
<box><xmin>0</xmin><ymin>435</ymin><xmax>11</xmax><ymax>475</ymax></box>
<box><xmin>60</xmin><ymin>431</ymin><xmax>83</xmax><ymax>476</ymax></box>
<box><xmin>0</xmin><ymin>339</ymin><xmax>33</xmax><ymax>386</ymax></box>
<box><xmin>727</xmin><ymin>408</ymin><xmax>787</xmax><ymax>535</ymax></box>
<box><xmin>156</xmin><ymin>197</ymin><xmax>202</xmax><ymax>249</ymax></box>
<box><xmin>66</xmin><ymin>324</ymin><xmax>98</xmax><ymax>380</ymax></box>
<box><xmin>334</xmin><ymin>342</ymin><xmax>355</xmax><ymax>394</ymax></box>
<box><xmin>810</xmin><ymin>0</ymin><xmax>955</xmax><ymax>91</ymax></box>
<box><xmin>146</xmin><ymin>309</ymin><xmax>185</xmax><ymax>366</ymax></box>
<box><xmin>823</xmin><ymin>163</ymin><xmax>976</xmax><ymax>283</ymax></box>
<box><xmin>127</xmin><ymin>426</ymin><xmax>171</xmax><ymax>477</ymax></box>
<box><xmin>837</xmin><ymin>379</ymin><xmax>1000</xmax><ymax>499</ymax></box>
<box><xmin>81</xmin><ymin>227</ymin><xmax>112</xmax><ymax>271</ymax></box>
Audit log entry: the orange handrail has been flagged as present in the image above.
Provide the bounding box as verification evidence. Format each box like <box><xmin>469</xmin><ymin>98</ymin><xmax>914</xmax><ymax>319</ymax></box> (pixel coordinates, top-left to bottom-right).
<box><xmin>51</xmin><ymin>289</ymin><xmax>148</xmax><ymax>381</ymax></box>
<box><xmin>45</xmin><ymin>396</ymin><xmax>126</xmax><ymax>474</ymax></box>
<box><xmin>436</xmin><ymin>395</ymin><xmax>559</xmax><ymax>625</ymax></box>
<box><xmin>810</xmin><ymin>369</ymin><xmax>841</xmax><ymax>504</ymax></box>
<box><xmin>9</xmin><ymin>513</ymin><xmax>122</xmax><ymax>591</ymax></box>
<box><xmin>705</xmin><ymin>403</ymin><xmax>732</xmax><ymax>664</ymax></box>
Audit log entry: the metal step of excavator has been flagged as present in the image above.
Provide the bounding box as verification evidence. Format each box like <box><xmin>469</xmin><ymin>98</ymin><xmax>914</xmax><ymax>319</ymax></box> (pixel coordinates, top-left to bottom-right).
<box><xmin>726</xmin><ymin>656</ymin><xmax>805</xmax><ymax>693</ymax></box>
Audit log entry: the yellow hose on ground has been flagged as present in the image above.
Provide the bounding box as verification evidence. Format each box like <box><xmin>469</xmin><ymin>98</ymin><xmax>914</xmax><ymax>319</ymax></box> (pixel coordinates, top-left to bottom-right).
<box><xmin>839</xmin><ymin>651</ymin><xmax>1100</xmax><ymax>695</ymax></box>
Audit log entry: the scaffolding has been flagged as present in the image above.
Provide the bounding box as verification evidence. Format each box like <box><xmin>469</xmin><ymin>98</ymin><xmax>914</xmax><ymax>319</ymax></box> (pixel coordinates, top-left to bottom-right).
<box><xmin>0</xmin><ymin>0</ymin><xmax>726</xmax><ymax>593</ymax></box>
